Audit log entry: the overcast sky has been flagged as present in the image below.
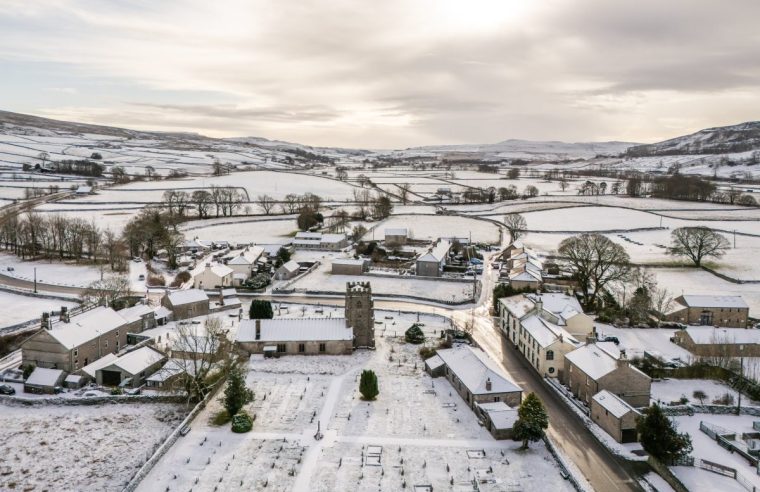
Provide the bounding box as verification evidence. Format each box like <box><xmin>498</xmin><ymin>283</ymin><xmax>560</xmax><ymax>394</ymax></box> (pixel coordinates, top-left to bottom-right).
<box><xmin>1</xmin><ymin>0</ymin><xmax>759</xmax><ymax>148</ymax></box>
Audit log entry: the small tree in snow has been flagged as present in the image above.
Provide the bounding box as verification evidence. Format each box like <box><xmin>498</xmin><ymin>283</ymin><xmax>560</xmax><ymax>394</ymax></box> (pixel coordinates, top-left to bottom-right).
<box><xmin>359</xmin><ymin>370</ymin><xmax>379</xmax><ymax>401</ymax></box>
<box><xmin>637</xmin><ymin>404</ymin><xmax>692</xmax><ymax>463</ymax></box>
<box><xmin>692</xmin><ymin>390</ymin><xmax>707</xmax><ymax>406</ymax></box>
<box><xmin>405</xmin><ymin>324</ymin><xmax>425</xmax><ymax>344</ymax></box>
<box><xmin>513</xmin><ymin>392</ymin><xmax>549</xmax><ymax>449</ymax></box>
<box><xmin>224</xmin><ymin>368</ymin><xmax>254</xmax><ymax>418</ymax></box>
<box><xmin>249</xmin><ymin>300</ymin><xmax>274</xmax><ymax>319</ymax></box>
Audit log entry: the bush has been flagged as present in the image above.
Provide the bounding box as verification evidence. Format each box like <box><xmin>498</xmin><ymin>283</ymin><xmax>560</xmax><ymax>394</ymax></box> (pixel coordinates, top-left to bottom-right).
<box><xmin>110</xmin><ymin>387</ymin><xmax>123</xmax><ymax>395</ymax></box>
<box><xmin>405</xmin><ymin>324</ymin><xmax>425</xmax><ymax>344</ymax></box>
<box><xmin>245</xmin><ymin>273</ymin><xmax>271</xmax><ymax>290</ymax></box>
<box><xmin>231</xmin><ymin>411</ymin><xmax>253</xmax><ymax>433</ymax></box>
<box><xmin>712</xmin><ymin>392</ymin><xmax>735</xmax><ymax>405</ymax></box>
<box><xmin>147</xmin><ymin>274</ymin><xmax>166</xmax><ymax>286</ymax></box>
<box><xmin>171</xmin><ymin>271</ymin><xmax>192</xmax><ymax>287</ymax></box>
<box><xmin>249</xmin><ymin>300</ymin><xmax>274</xmax><ymax>319</ymax></box>
<box><xmin>211</xmin><ymin>410</ymin><xmax>231</xmax><ymax>426</ymax></box>
<box><xmin>419</xmin><ymin>346</ymin><xmax>437</xmax><ymax>360</ymax></box>
<box><xmin>22</xmin><ymin>364</ymin><xmax>35</xmax><ymax>380</ymax></box>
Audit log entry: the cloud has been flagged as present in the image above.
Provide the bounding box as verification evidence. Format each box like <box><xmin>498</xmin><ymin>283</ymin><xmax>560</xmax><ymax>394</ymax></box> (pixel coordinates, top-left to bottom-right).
<box><xmin>1</xmin><ymin>0</ymin><xmax>759</xmax><ymax>147</ymax></box>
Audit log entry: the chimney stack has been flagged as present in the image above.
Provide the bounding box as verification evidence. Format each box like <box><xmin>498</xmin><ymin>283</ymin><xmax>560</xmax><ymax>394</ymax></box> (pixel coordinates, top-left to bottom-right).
<box><xmin>219</xmin><ymin>288</ymin><xmax>224</xmax><ymax>306</ymax></box>
<box><xmin>41</xmin><ymin>312</ymin><xmax>51</xmax><ymax>330</ymax></box>
<box><xmin>617</xmin><ymin>349</ymin><xmax>627</xmax><ymax>368</ymax></box>
<box><xmin>60</xmin><ymin>306</ymin><xmax>69</xmax><ymax>323</ymax></box>
<box><xmin>586</xmin><ymin>326</ymin><xmax>597</xmax><ymax>345</ymax></box>
<box><xmin>255</xmin><ymin>319</ymin><xmax>261</xmax><ymax>340</ymax></box>
<box><xmin>485</xmin><ymin>377</ymin><xmax>492</xmax><ymax>391</ymax></box>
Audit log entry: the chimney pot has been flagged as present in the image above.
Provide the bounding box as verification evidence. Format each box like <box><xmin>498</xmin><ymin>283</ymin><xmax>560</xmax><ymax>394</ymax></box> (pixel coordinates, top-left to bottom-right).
<box><xmin>255</xmin><ymin>319</ymin><xmax>261</xmax><ymax>340</ymax></box>
<box><xmin>485</xmin><ymin>377</ymin><xmax>492</xmax><ymax>391</ymax></box>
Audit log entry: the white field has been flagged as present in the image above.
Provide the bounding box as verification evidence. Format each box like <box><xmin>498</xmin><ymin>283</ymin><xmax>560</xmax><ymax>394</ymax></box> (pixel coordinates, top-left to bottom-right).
<box><xmin>368</xmin><ymin>214</ymin><xmax>500</xmax><ymax>244</ymax></box>
<box><xmin>287</xmin><ymin>261</ymin><xmax>477</xmax><ymax>302</ymax></box>
<box><xmin>0</xmin><ymin>291</ymin><xmax>78</xmax><ymax>329</ymax></box>
<box><xmin>651</xmin><ymin>379</ymin><xmax>750</xmax><ymax>406</ymax></box>
<box><xmin>0</xmin><ymin>253</ymin><xmax>103</xmax><ymax>287</ymax></box>
<box><xmin>141</xmin><ymin>324</ymin><xmax>572</xmax><ymax>492</ymax></box>
<box><xmin>594</xmin><ymin>324</ymin><xmax>691</xmax><ymax>362</ymax></box>
<box><xmin>650</xmin><ymin>267</ymin><xmax>760</xmax><ymax>314</ymax></box>
<box><xmin>0</xmin><ymin>402</ymin><xmax>187</xmax><ymax>492</ymax></box>
<box><xmin>181</xmin><ymin>218</ymin><xmax>298</xmax><ymax>245</ymax></box>
<box><xmin>672</xmin><ymin>413</ymin><xmax>760</xmax><ymax>491</ymax></box>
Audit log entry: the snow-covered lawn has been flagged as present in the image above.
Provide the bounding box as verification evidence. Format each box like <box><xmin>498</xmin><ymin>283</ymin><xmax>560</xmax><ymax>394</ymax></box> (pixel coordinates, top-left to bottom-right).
<box><xmin>367</xmin><ymin>214</ymin><xmax>500</xmax><ymax>244</ymax></box>
<box><xmin>0</xmin><ymin>291</ymin><xmax>78</xmax><ymax>329</ymax></box>
<box><xmin>140</xmin><ymin>331</ymin><xmax>572</xmax><ymax>492</ymax></box>
<box><xmin>0</xmin><ymin>253</ymin><xmax>103</xmax><ymax>287</ymax></box>
<box><xmin>0</xmin><ymin>402</ymin><xmax>187</xmax><ymax>492</ymax></box>
<box><xmin>287</xmin><ymin>261</ymin><xmax>476</xmax><ymax>302</ymax></box>
<box><xmin>180</xmin><ymin>218</ymin><xmax>297</xmax><ymax>245</ymax></box>
<box><xmin>671</xmin><ymin>413</ymin><xmax>760</xmax><ymax>491</ymax></box>
<box><xmin>651</xmin><ymin>379</ymin><xmax>750</xmax><ymax>406</ymax></box>
<box><xmin>651</xmin><ymin>267</ymin><xmax>760</xmax><ymax>314</ymax></box>
<box><xmin>594</xmin><ymin>324</ymin><xmax>691</xmax><ymax>362</ymax></box>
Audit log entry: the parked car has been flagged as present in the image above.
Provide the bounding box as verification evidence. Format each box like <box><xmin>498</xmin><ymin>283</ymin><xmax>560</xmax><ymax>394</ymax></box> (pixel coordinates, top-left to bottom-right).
<box><xmin>138</xmin><ymin>274</ymin><xmax>145</xmax><ymax>281</ymax></box>
<box><xmin>132</xmin><ymin>257</ymin><xmax>142</xmax><ymax>263</ymax></box>
<box><xmin>599</xmin><ymin>335</ymin><xmax>620</xmax><ymax>345</ymax></box>
<box><xmin>0</xmin><ymin>384</ymin><xmax>15</xmax><ymax>395</ymax></box>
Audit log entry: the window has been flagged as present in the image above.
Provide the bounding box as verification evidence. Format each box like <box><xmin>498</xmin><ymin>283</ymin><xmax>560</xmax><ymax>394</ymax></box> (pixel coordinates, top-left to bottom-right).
<box><xmin>74</xmin><ymin>360</ymin><xmax>79</xmax><ymax>369</ymax></box>
<box><xmin>298</xmin><ymin>343</ymin><xmax>305</xmax><ymax>353</ymax></box>
<box><xmin>319</xmin><ymin>343</ymin><xmax>326</xmax><ymax>353</ymax></box>
<box><xmin>73</xmin><ymin>348</ymin><xmax>78</xmax><ymax>357</ymax></box>
<box><xmin>493</xmin><ymin>396</ymin><xmax>500</xmax><ymax>402</ymax></box>
<box><xmin>546</xmin><ymin>350</ymin><xmax>554</xmax><ymax>361</ymax></box>
<box><xmin>277</xmin><ymin>343</ymin><xmax>286</xmax><ymax>353</ymax></box>
<box><xmin>548</xmin><ymin>367</ymin><xmax>555</xmax><ymax>374</ymax></box>
<box><xmin>104</xmin><ymin>340</ymin><xmax>108</xmax><ymax>348</ymax></box>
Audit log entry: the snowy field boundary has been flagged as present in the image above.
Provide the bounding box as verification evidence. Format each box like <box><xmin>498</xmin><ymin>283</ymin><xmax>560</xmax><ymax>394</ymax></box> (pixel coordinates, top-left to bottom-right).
<box><xmin>0</xmin><ymin>282</ymin><xmax>79</xmax><ymax>301</ymax></box>
<box><xmin>122</xmin><ymin>381</ymin><xmax>224</xmax><ymax>492</ymax></box>
<box><xmin>0</xmin><ymin>393</ymin><xmax>186</xmax><ymax>407</ymax></box>
<box><xmin>661</xmin><ymin>403</ymin><xmax>760</xmax><ymax>417</ymax></box>
<box><xmin>274</xmin><ymin>287</ymin><xmax>476</xmax><ymax>305</ymax></box>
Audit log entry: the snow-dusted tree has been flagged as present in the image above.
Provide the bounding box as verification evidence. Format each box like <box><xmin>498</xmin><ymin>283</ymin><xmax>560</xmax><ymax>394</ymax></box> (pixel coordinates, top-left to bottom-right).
<box><xmin>668</xmin><ymin>227</ymin><xmax>729</xmax><ymax>267</ymax></box>
<box><xmin>637</xmin><ymin>404</ymin><xmax>692</xmax><ymax>464</ymax></box>
<box><xmin>79</xmin><ymin>275</ymin><xmax>131</xmax><ymax>308</ymax></box>
<box><xmin>503</xmin><ymin>213</ymin><xmax>527</xmax><ymax>242</ymax></box>
<box><xmin>224</xmin><ymin>367</ymin><xmax>254</xmax><ymax>417</ymax></box>
<box><xmin>513</xmin><ymin>392</ymin><xmax>549</xmax><ymax>449</ymax></box>
<box><xmin>256</xmin><ymin>194</ymin><xmax>276</xmax><ymax>215</ymax></box>
<box><xmin>359</xmin><ymin>370</ymin><xmax>379</xmax><ymax>401</ymax></box>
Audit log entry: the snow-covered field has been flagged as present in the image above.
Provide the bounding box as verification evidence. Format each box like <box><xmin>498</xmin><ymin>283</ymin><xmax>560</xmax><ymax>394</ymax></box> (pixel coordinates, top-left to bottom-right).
<box><xmin>181</xmin><ymin>217</ymin><xmax>298</xmax><ymax>245</ymax></box>
<box><xmin>672</xmin><ymin>413</ymin><xmax>760</xmax><ymax>491</ymax></box>
<box><xmin>287</xmin><ymin>261</ymin><xmax>477</xmax><ymax>303</ymax></box>
<box><xmin>651</xmin><ymin>267</ymin><xmax>760</xmax><ymax>314</ymax></box>
<box><xmin>141</xmin><ymin>327</ymin><xmax>572</xmax><ymax>492</ymax></box>
<box><xmin>594</xmin><ymin>324</ymin><xmax>691</xmax><ymax>362</ymax></box>
<box><xmin>651</xmin><ymin>379</ymin><xmax>751</xmax><ymax>406</ymax></box>
<box><xmin>0</xmin><ymin>253</ymin><xmax>103</xmax><ymax>287</ymax></box>
<box><xmin>0</xmin><ymin>291</ymin><xmax>78</xmax><ymax>329</ymax></box>
<box><xmin>368</xmin><ymin>214</ymin><xmax>500</xmax><ymax>244</ymax></box>
<box><xmin>0</xmin><ymin>401</ymin><xmax>187</xmax><ymax>492</ymax></box>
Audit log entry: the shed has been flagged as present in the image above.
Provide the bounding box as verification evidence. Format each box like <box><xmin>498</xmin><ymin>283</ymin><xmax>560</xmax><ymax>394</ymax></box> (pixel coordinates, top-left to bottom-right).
<box><xmin>24</xmin><ymin>367</ymin><xmax>65</xmax><ymax>394</ymax></box>
<box><xmin>275</xmin><ymin>260</ymin><xmax>301</xmax><ymax>280</ymax></box>
<box><xmin>331</xmin><ymin>258</ymin><xmax>368</xmax><ymax>275</ymax></box>
<box><xmin>96</xmin><ymin>346</ymin><xmax>166</xmax><ymax>388</ymax></box>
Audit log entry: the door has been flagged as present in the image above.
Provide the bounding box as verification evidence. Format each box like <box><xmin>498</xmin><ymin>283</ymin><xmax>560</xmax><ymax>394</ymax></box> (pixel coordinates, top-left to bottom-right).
<box><xmin>699</xmin><ymin>311</ymin><xmax>713</xmax><ymax>325</ymax></box>
<box><xmin>621</xmin><ymin>428</ymin><xmax>638</xmax><ymax>443</ymax></box>
<box><xmin>101</xmin><ymin>370</ymin><xmax>122</xmax><ymax>386</ymax></box>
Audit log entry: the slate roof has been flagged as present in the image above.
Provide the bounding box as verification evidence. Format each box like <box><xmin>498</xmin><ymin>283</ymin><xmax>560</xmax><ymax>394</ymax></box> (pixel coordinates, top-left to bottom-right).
<box><xmin>680</xmin><ymin>295</ymin><xmax>748</xmax><ymax>309</ymax></box>
<box><xmin>47</xmin><ymin>306</ymin><xmax>128</xmax><ymax>350</ymax></box>
<box><xmin>236</xmin><ymin>318</ymin><xmax>353</xmax><ymax>342</ymax></box>
<box><xmin>167</xmin><ymin>289</ymin><xmax>209</xmax><ymax>306</ymax></box>
<box><xmin>436</xmin><ymin>346</ymin><xmax>521</xmax><ymax>396</ymax></box>
<box><xmin>593</xmin><ymin>390</ymin><xmax>639</xmax><ymax>418</ymax></box>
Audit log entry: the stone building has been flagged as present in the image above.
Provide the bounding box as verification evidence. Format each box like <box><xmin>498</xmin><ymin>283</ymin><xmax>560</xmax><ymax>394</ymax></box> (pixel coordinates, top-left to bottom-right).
<box><xmin>162</xmin><ymin>289</ymin><xmax>210</xmax><ymax>320</ymax></box>
<box><xmin>235</xmin><ymin>282</ymin><xmax>375</xmax><ymax>355</ymax></box>
<box><xmin>192</xmin><ymin>262</ymin><xmax>234</xmax><ymax>289</ymax></box>
<box><xmin>274</xmin><ymin>260</ymin><xmax>301</xmax><ymax>280</ymax></box>
<box><xmin>564</xmin><ymin>342</ymin><xmax>651</xmax><ymax>408</ymax></box>
<box><xmin>427</xmin><ymin>346</ymin><xmax>522</xmax><ymax>408</ymax></box>
<box><xmin>476</xmin><ymin>401</ymin><xmax>518</xmax><ymax>440</ymax></box>
<box><xmin>498</xmin><ymin>293</ymin><xmax>593</xmax><ymax>379</ymax></box>
<box><xmin>672</xmin><ymin>326</ymin><xmax>760</xmax><ymax>357</ymax></box>
<box><xmin>331</xmin><ymin>258</ymin><xmax>368</xmax><ymax>275</ymax></box>
<box><xmin>293</xmin><ymin>232</ymin><xmax>348</xmax><ymax>251</ymax></box>
<box><xmin>664</xmin><ymin>295</ymin><xmax>749</xmax><ymax>328</ymax></box>
<box><xmin>591</xmin><ymin>390</ymin><xmax>641</xmax><ymax>443</ymax></box>
<box><xmin>385</xmin><ymin>228</ymin><xmax>408</xmax><ymax>247</ymax></box>
<box><xmin>415</xmin><ymin>239</ymin><xmax>450</xmax><ymax>277</ymax></box>
<box><xmin>346</xmin><ymin>281</ymin><xmax>375</xmax><ymax>348</ymax></box>
<box><xmin>22</xmin><ymin>306</ymin><xmax>130</xmax><ymax>373</ymax></box>
<box><xmin>95</xmin><ymin>346</ymin><xmax>166</xmax><ymax>388</ymax></box>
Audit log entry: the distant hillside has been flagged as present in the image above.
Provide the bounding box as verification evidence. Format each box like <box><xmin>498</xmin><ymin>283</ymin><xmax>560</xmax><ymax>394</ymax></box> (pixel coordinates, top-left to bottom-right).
<box><xmin>626</xmin><ymin>121</ymin><xmax>760</xmax><ymax>157</ymax></box>
<box><xmin>401</xmin><ymin>138</ymin><xmax>638</xmax><ymax>160</ymax></box>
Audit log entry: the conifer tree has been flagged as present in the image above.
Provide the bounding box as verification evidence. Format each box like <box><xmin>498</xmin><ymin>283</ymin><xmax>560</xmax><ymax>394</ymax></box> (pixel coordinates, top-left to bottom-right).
<box><xmin>224</xmin><ymin>368</ymin><xmax>254</xmax><ymax>418</ymax></box>
<box><xmin>637</xmin><ymin>404</ymin><xmax>692</xmax><ymax>463</ymax></box>
<box><xmin>513</xmin><ymin>392</ymin><xmax>549</xmax><ymax>449</ymax></box>
<box><xmin>249</xmin><ymin>300</ymin><xmax>274</xmax><ymax>319</ymax></box>
<box><xmin>359</xmin><ymin>369</ymin><xmax>379</xmax><ymax>401</ymax></box>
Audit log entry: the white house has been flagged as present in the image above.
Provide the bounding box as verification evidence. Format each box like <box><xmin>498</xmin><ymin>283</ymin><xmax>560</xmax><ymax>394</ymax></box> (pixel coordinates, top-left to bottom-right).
<box><xmin>192</xmin><ymin>262</ymin><xmax>234</xmax><ymax>289</ymax></box>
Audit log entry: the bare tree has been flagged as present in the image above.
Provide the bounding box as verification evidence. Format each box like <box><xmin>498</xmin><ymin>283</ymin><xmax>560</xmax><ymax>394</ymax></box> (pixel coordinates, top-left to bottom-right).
<box><xmin>558</xmin><ymin>233</ymin><xmax>632</xmax><ymax>310</ymax></box>
<box><xmin>503</xmin><ymin>213</ymin><xmax>527</xmax><ymax>242</ymax></box>
<box><xmin>559</xmin><ymin>177</ymin><xmax>569</xmax><ymax>192</ymax></box>
<box><xmin>256</xmin><ymin>194</ymin><xmax>276</xmax><ymax>215</ymax></box>
<box><xmin>79</xmin><ymin>275</ymin><xmax>131</xmax><ymax>308</ymax></box>
<box><xmin>397</xmin><ymin>183</ymin><xmax>412</xmax><ymax>204</ymax></box>
<box><xmin>191</xmin><ymin>190</ymin><xmax>213</xmax><ymax>219</ymax></box>
<box><xmin>668</xmin><ymin>227</ymin><xmax>730</xmax><ymax>267</ymax></box>
<box><xmin>282</xmin><ymin>193</ymin><xmax>300</xmax><ymax>214</ymax></box>
<box><xmin>651</xmin><ymin>287</ymin><xmax>674</xmax><ymax>327</ymax></box>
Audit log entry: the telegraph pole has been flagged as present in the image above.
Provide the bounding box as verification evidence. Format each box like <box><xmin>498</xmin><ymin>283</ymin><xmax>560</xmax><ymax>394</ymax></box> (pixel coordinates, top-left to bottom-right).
<box><xmin>33</xmin><ymin>267</ymin><xmax>37</xmax><ymax>294</ymax></box>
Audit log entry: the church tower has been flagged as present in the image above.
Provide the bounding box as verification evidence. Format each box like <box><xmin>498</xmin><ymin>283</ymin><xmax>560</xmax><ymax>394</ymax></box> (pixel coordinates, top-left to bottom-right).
<box><xmin>345</xmin><ymin>281</ymin><xmax>374</xmax><ymax>348</ymax></box>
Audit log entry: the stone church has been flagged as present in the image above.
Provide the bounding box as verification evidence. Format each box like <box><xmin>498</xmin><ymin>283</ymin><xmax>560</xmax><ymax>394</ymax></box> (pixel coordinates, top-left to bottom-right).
<box><xmin>235</xmin><ymin>282</ymin><xmax>375</xmax><ymax>355</ymax></box>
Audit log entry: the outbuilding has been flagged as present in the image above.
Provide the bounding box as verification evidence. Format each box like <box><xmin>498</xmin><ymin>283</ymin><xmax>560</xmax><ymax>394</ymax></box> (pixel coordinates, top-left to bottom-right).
<box><xmin>96</xmin><ymin>346</ymin><xmax>166</xmax><ymax>388</ymax></box>
<box><xmin>24</xmin><ymin>367</ymin><xmax>65</xmax><ymax>394</ymax></box>
<box><xmin>331</xmin><ymin>258</ymin><xmax>369</xmax><ymax>275</ymax></box>
<box><xmin>591</xmin><ymin>390</ymin><xmax>641</xmax><ymax>443</ymax></box>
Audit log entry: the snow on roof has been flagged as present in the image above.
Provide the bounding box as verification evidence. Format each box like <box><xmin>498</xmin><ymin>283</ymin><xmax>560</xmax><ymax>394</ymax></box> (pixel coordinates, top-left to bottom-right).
<box><xmin>279</xmin><ymin>260</ymin><xmax>300</xmax><ymax>273</ymax></box>
<box><xmin>226</xmin><ymin>246</ymin><xmax>264</xmax><ymax>265</ymax></box>
<box><xmin>80</xmin><ymin>353</ymin><xmax>119</xmax><ymax>378</ymax></box>
<box><xmin>146</xmin><ymin>359</ymin><xmax>194</xmax><ymax>383</ymax></box>
<box><xmin>64</xmin><ymin>374</ymin><xmax>82</xmax><ymax>384</ymax></box>
<box><xmin>236</xmin><ymin>318</ymin><xmax>353</xmax><ymax>342</ymax></box>
<box><xmin>75</xmin><ymin>185</ymin><xmax>92</xmax><ymax>193</ymax></box>
<box><xmin>500</xmin><ymin>295</ymin><xmax>534</xmax><ymax>319</ymax></box>
<box><xmin>295</xmin><ymin>232</ymin><xmax>322</xmax><ymax>240</ymax></box>
<box><xmin>529</xmin><ymin>293</ymin><xmax>584</xmax><ymax>318</ymax></box>
<box><xmin>680</xmin><ymin>295</ymin><xmax>748</xmax><ymax>309</ymax></box>
<box><xmin>477</xmin><ymin>401</ymin><xmax>518</xmax><ymax>429</ymax></box>
<box><xmin>520</xmin><ymin>315</ymin><xmax>579</xmax><ymax>348</ymax></box>
<box><xmin>167</xmin><ymin>289</ymin><xmax>209</xmax><ymax>306</ymax></box>
<box><xmin>117</xmin><ymin>303</ymin><xmax>154</xmax><ymax>323</ymax></box>
<box><xmin>592</xmin><ymin>390</ymin><xmax>639</xmax><ymax>418</ymax></box>
<box><xmin>565</xmin><ymin>343</ymin><xmax>624</xmax><ymax>380</ymax></box>
<box><xmin>424</xmin><ymin>354</ymin><xmax>445</xmax><ymax>371</ymax></box>
<box><xmin>205</xmin><ymin>263</ymin><xmax>233</xmax><ymax>277</ymax></box>
<box><xmin>332</xmin><ymin>258</ymin><xmax>367</xmax><ymax>266</ymax></box>
<box><xmin>385</xmin><ymin>228</ymin><xmax>408</xmax><ymax>236</ymax></box>
<box><xmin>436</xmin><ymin>346</ymin><xmax>521</xmax><ymax>395</ymax></box>
<box><xmin>510</xmin><ymin>240</ymin><xmax>524</xmax><ymax>249</ymax></box>
<box><xmin>104</xmin><ymin>346</ymin><xmax>165</xmax><ymax>375</ymax></box>
<box><xmin>418</xmin><ymin>239</ymin><xmax>451</xmax><ymax>263</ymax></box>
<box><xmin>47</xmin><ymin>306</ymin><xmax>128</xmax><ymax>349</ymax></box>
<box><xmin>684</xmin><ymin>326</ymin><xmax>760</xmax><ymax>345</ymax></box>
<box><xmin>509</xmin><ymin>269</ymin><xmax>541</xmax><ymax>282</ymax></box>
<box><xmin>321</xmin><ymin>234</ymin><xmax>347</xmax><ymax>244</ymax></box>
<box><xmin>154</xmin><ymin>306</ymin><xmax>172</xmax><ymax>319</ymax></box>
<box><xmin>26</xmin><ymin>367</ymin><xmax>64</xmax><ymax>387</ymax></box>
